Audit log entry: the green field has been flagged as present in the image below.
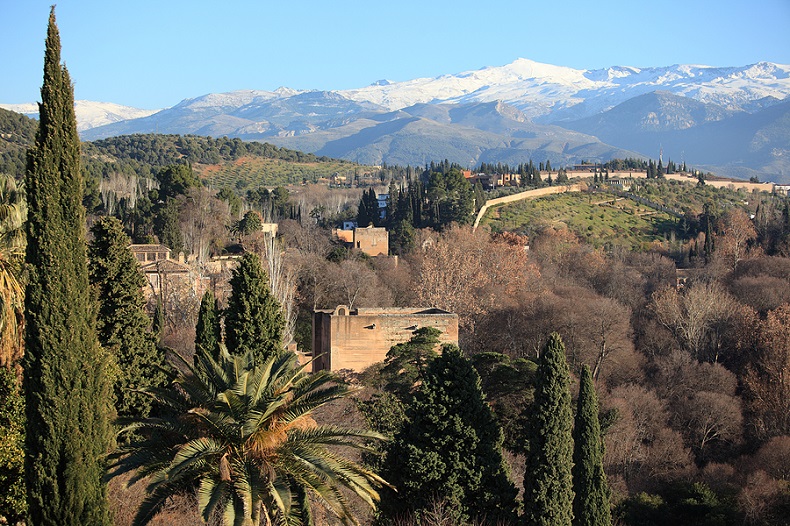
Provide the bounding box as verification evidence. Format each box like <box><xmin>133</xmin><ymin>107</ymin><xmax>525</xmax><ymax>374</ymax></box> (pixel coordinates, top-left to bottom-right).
<box><xmin>481</xmin><ymin>192</ymin><xmax>680</xmax><ymax>250</ymax></box>
<box><xmin>479</xmin><ymin>179</ymin><xmax>772</xmax><ymax>250</ymax></box>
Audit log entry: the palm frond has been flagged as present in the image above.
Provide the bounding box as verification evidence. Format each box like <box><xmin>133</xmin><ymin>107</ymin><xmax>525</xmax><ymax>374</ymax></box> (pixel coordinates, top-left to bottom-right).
<box><xmin>168</xmin><ymin>437</ymin><xmax>226</xmax><ymax>480</ymax></box>
<box><xmin>198</xmin><ymin>476</ymin><xmax>230</xmax><ymax>523</ymax></box>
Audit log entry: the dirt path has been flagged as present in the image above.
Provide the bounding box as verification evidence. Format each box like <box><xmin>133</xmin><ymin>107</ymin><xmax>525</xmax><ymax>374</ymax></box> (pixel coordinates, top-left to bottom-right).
<box><xmin>473</xmin><ymin>184</ymin><xmax>583</xmax><ymax>230</ymax></box>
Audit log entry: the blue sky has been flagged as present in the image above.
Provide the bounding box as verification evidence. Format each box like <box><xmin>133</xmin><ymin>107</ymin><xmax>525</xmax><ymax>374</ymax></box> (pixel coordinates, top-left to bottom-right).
<box><xmin>2</xmin><ymin>0</ymin><xmax>789</xmax><ymax>109</ymax></box>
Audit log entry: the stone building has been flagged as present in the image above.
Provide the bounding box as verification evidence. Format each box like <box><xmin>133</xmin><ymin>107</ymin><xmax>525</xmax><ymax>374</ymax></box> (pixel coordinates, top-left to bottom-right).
<box><xmin>334</xmin><ymin>225</ymin><xmax>389</xmax><ymax>257</ymax></box>
<box><xmin>129</xmin><ymin>244</ymin><xmax>172</xmax><ymax>264</ymax></box>
<box><xmin>312</xmin><ymin>305</ymin><xmax>458</xmax><ymax>372</ymax></box>
<box><xmin>129</xmin><ymin>243</ymin><xmax>205</xmax><ymax>301</ymax></box>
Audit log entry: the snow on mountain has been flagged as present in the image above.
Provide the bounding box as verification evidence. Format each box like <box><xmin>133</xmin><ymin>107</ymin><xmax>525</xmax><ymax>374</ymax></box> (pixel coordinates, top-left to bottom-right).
<box><xmin>0</xmin><ymin>103</ymin><xmax>39</xmax><ymax>119</ymax></box>
<box><xmin>340</xmin><ymin>58</ymin><xmax>790</xmax><ymax>121</ymax></box>
<box><xmin>170</xmin><ymin>90</ymin><xmax>291</xmax><ymax>111</ymax></box>
<box><xmin>0</xmin><ymin>100</ymin><xmax>159</xmax><ymax>131</ymax></box>
<box><xmin>341</xmin><ymin>58</ymin><xmax>593</xmax><ymax>117</ymax></box>
<box><xmin>73</xmin><ymin>101</ymin><xmax>160</xmax><ymax>131</ymax></box>
<box><xmin>7</xmin><ymin>58</ymin><xmax>789</xmax><ymax>133</ymax></box>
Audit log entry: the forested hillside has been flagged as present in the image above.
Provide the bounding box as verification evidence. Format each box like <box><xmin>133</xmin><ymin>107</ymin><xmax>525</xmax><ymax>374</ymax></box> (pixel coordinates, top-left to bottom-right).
<box><xmin>0</xmin><ymin>109</ymin><xmax>369</xmax><ymax>195</ymax></box>
<box><xmin>0</xmin><ymin>107</ymin><xmax>37</xmax><ymax>176</ymax></box>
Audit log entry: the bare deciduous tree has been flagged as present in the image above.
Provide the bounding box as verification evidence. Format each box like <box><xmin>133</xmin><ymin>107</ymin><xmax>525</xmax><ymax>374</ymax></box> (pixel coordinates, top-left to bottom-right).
<box><xmin>604</xmin><ymin>384</ymin><xmax>693</xmax><ymax>493</ymax></box>
<box><xmin>262</xmin><ymin>234</ymin><xmax>297</xmax><ymax>347</ymax></box>
<box><xmin>743</xmin><ymin>304</ymin><xmax>790</xmax><ymax>441</ymax></box>
<box><xmin>411</xmin><ymin>226</ymin><xmax>538</xmax><ymax>345</ymax></box>
<box><xmin>714</xmin><ymin>208</ymin><xmax>758</xmax><ymax>271</ymax></box>
<box><xmin>651</xmin><ymin>281</ymin><xmax>738</xmax><ymax>361</ymax></box>
<box><xmin>179</xmin><ymin>188</ymin><xmax>231</xmax><ymax>265</ymax></box>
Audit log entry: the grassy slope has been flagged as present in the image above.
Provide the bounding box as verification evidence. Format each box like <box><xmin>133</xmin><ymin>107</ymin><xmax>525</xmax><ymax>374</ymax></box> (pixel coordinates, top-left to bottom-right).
<box><xmin>482</xmin><ymin>192</ymin><xmax>678</xmax><ymax>250</ymax></box>
<box><xmin>481</xmin><ymin>180</ymin><xmax>760</xmax><ymax>250</ymax></box>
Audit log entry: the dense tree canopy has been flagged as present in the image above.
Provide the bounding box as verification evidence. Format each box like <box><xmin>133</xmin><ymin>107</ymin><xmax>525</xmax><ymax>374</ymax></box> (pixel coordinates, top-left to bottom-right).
<box><xmin>381</xmin><ymin>345</ymin><xmax>517</xmax><ymax>523</ymax></box>
<box><xmin>224</xmin><ymin>252</ymin><xmax>285</xmax><ymax>363</ymax></box>
<box><xmin>89</xmin><ymin>216</ymin><xmax>166</xmax><ymax>419</ymax></box>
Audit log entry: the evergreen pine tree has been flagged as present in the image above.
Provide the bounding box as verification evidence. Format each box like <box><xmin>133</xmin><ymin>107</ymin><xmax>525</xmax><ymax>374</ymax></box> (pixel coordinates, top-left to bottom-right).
<box><xmin>523</xmin><ymin>333</ymin><xmax>574</xmax><ymax>526</ymax></box>
<box><xmin>224</xmin><ymin>252</ymin><xmax>284</xmax><ymax>363</ymax></box>
<box><xmin>195</xmin><ymin>289</ymin><xmax>222</xmax><ymax>361</ymax></box>
<box><xmin>386</xmin><ymin>181</ymin><xmax>398</xmax><ymax>227</ymax></box>
<box><xmin>703</xmin><ymin>204</ymin><xmax>716</xmax><ymax>262</ymax></box>
<box><xmin>572</xmin><ymin>365</ymin><xmax>612</xmax><ymax>526</ymax></box>
<box><xmin>410</xmin><ymin>179</ymin><xmax>424</xmax><ymax>228</ymax></box>
<box><xmin>381</xmin><ymin>345</ymin><xmax>518</xmax><ymax>523</ymax></box>
<box><xmin>89</xmin><ymin>216</ymin><xmax>166</xmax><ymax>420</ymax></box>
<box><xmin>23</xmin><ymin>8</ymin><xmax>113</xmax><ymax>524</ymax></box>
<box><xmin>356</xmin><ymin>188</ymin><xmax>378</xmax><ymax>228</ymax></box>
<box><xmin>152</xmin><ymin>296</ymin><xmax>165</xmax><ymax>345</ymax></box>
<box><xmin>153</xmin><ymin>198</ymin><xmax>183</xmax><ymax>254</ymax></box>
<box><xmin>356</xmin><ymin>193</ymin><xmax>372</xmax><ymax>227</ymax></box>
<box><xmin>473</xmin><ymin>181</ymin><xmax>486</xmax><ymax>214</ymax></box>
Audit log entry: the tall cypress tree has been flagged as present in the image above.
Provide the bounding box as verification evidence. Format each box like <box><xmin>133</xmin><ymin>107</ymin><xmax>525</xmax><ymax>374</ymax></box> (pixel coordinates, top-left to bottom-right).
<box><xmin>572</xmin><ymin>365</ymin><xmax>612</xmax><ymax>526</ymax></box>
<box><xmin>523</xmin><ymin>333</ymin><xmax>574</xmax><ymax>526</ymax></box>
<box><xmin>224</xmin><ymin>252</ymin><xmax>284</xmax><ymax>363</ymax></box>
<box><xmin>88</xmin><ymin>217</ymin><xmax>166</xmax><ymax>420</ymax></box>
<box><xmin>23</xmin><ymin>8</ymin><xmax>113</xmax><ymax>525</ymax></box>
<box><xmin>195</xmin><ymin>289</ymin><xmax>222</xmax><ymax>361</ymax></box>
<box><xmin>381</xmin><ymin>345</ymin><xmax>518</xmax><ymax>523</ymax></box>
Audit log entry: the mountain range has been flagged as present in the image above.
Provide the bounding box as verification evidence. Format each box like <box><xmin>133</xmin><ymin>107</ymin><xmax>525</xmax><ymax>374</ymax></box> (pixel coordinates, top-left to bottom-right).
<box><xmin>4</xmin><ymin>58</ymin><xmax>790</xmax><ymax>183</ymax></box>
<box><xmin>0</xmin><ymin>101</ymin><xmax>159</xmax><ymax>131</ymax></box>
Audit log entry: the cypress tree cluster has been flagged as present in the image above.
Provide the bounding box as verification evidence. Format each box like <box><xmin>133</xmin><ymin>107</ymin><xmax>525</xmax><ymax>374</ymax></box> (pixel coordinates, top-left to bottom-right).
<box><xmin>88</xmin><ymin>216</ymin><xmax>166</xmax><ymax>420</ymax></box>
<box><xmin>23</xmin><ymin>8</ymin><xmax>113</xmax><ymax>524</ymax></box>
<box><xmin>523</xmin><ymin>333</ymin><xmax>574</xmax><ymax>526</ymax></box>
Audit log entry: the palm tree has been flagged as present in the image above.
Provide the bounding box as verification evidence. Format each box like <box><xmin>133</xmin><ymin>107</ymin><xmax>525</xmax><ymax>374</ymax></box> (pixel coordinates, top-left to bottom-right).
<box><xmin>0</xmin><ymin>174</ymin><xmax>26</xmax><ymax>367</ymax></box>
<box><xmin>109</xmin><ymin>345</ymin><xmax>389</xmax><ymax>526</ymax></box>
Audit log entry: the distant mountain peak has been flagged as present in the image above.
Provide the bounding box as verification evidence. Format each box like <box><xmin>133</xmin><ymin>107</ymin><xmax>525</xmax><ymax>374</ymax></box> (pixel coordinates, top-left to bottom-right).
<box><xmin>274</xmin><ymin>86</ymin><xmax>300</xmax><ymax>97</ymax></box>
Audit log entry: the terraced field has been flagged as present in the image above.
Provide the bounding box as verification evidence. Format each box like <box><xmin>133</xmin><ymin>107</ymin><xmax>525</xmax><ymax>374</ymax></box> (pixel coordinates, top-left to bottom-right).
<box><xmin>195</xmin><ymin>156</ymin><xmax>376</xmax><ymax>189</ymax></box>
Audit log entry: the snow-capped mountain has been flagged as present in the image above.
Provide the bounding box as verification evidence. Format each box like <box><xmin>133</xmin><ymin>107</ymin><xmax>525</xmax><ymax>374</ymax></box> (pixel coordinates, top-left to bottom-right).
<box><xmin>5</xmin><ymin>58</ymin><xmax>790</xmax><ymax>182</ymax></box>
<box><xmin>0</xmin><ymin>100</ymin><xmax>159</xmax><ymax>131</ymax></box>
<box><xmin>340</xmin><ymin>58</ymin><xmax>790</xmax><ymax>121</ymax></box>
